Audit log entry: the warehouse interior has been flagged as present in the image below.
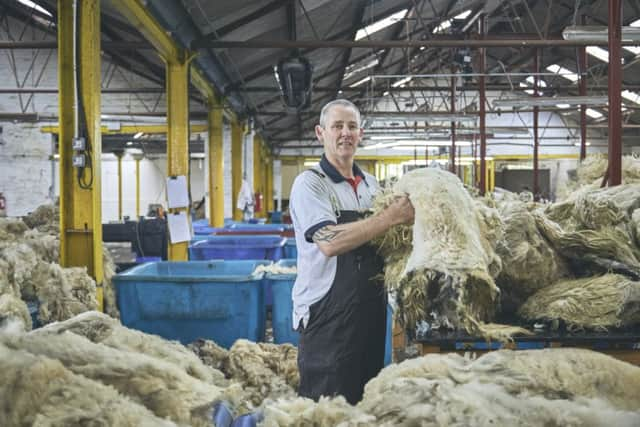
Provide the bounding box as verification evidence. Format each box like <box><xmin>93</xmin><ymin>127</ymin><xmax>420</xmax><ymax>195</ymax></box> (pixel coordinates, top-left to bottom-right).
<box><xmin>1</xmin><ymin>0</ymin><xmax>640</xmax><ymax>425</ymax></box>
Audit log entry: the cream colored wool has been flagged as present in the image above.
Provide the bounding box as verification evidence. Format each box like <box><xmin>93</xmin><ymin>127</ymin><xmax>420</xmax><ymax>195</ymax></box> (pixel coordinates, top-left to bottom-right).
<box><xmin>0</xmin><ymin>217</ymin><xmax>28</xmax><ymax>240</ymax></box>
<box><xmin>37</xmin><ymin>311</ymin><xmax>227</xmax><ymax>385</ymax></box>
<box><xmin>0</xmin><ymin>293</ymin><xmax>31</xmax><ymax>331</ymax></box>
<box><xmin>102</xmin><ymin>246</ymin><xmax>120</xmax><ymax>318</ymax></box>
<box><xmin>189</xmin><ymin>338</ymin><xmax>230</xmax><ymax>371</ymax></box>
<box><xmin>518</xmin><ymin>274</ymin><xmax>640</xmax><ymax>330</ymax></box>
<box><xmin>0</xmin><ymin>341</ymin><xmax>179</xmax><ymax>427</ymax></box>
<box><xmin>1</xmin><ymin>329</ymin><xmax>224</xmax><ymax>426</ymax></box>
<box><xmin>253</xmin><ymin>264</ymin><xmax>297</xmax><ymax>275</ymax></box>
<box><xmin>376</xmin><ymin>168</ymin><xmax>528</xmax><ymax>340</ymax></box>
<box><xmin>225</xmin><ymin>339</ymin><xmax>299</xmax><ymax>408</ymax></box>
<box><xmin>358</xmin><ymin>349</ymin><xmax>640</xmax><ymax>426</ymax></box>
<box><xmin>22</xmin><ymin>203</ymin><xmax>59</xmax><ymax>233</ymax></box>
<box><xmin>260</xmin><ymin>396</ymin><xmax>375</xmax><ymax>427</ymax></box>
<box><xmin>36</xmin><ymin>263</ymin><xmax>97</xmax><ymax>324</ymax></box>
<box><xmin>558</xmin><ymin>154</ymin><xmax>640</xmax><ymax>199</ymax></box>
<box><xmin>495</xmin><ymin>201</ymin><xmax>570</xmax><ymax>311</ymax></box>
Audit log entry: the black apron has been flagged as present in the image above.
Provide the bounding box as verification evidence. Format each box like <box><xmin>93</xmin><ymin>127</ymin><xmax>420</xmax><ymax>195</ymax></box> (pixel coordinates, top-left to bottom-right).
<box><xmin>297</xmin><ymin>210</ymin><xmax>387</xmax><ymax>405</ymax></box>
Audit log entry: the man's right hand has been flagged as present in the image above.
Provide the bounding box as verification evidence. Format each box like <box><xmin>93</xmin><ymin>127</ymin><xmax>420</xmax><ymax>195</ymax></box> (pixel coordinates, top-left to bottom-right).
<box><xmin>383</xmin><ymin>194</ymin><xmax>415</xmax><ymax>226</ymax></box>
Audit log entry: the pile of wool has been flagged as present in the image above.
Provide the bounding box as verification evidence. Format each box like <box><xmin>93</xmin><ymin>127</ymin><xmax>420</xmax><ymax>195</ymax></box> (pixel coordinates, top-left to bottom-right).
<box><xmin>253</xmin><ymin>263</ymin><xmax>297</xmax><ymax>275</ymax></box>
<box><xmin>357</xmin><ymin>349</ymin><xmax>640</xmax><ymax>426</ymax></box>
<box><xmin>223</xmin><ymin>339</ymin><xmax>299</xmax><ymax>411</ymax></box>
<box><xmin>1</xmin><ymin>321</ymin><xmax>225</xmax><ymax>426</ymax></box>
<box><xmin>558</xmin><ymin>154</ymin><xmax>640</xmax><ymax>199</ymax></box>
<box><xmin>260</xmin><ymin>396</ymin><xmax>375</xmax><ymax>426</ymax></box>
<box><xmin>189</xmin><ymin>338</ymin><xmax>231</xmax><ymax>372</ymax></box>
<box><xmin>375</xmin><ymin>168</ymin><xmax>527</xmax><ymax>340</ymax></box>
<box><xmin>494</xmin><ymin>200</ymin><xmax>570</xmax><ymax>313</ymax></box>
<box><xmin>22</xmin><ymin>203</ymin><xmax>60</xmax><ymax>233</ymax></box>
<box><xmin>518</xmin><ymin>274</ymin><xmax>640</xmax><ymax>331</ymax></box>
<box><xmin>0</xmin><ymin>339</ymin><xmax>178</xmax><ymax>427</ymax></box>
<box><xmin>37</xmin><ymin>311</ymin><xmax>227</xmax><ymax>385</ymax></box>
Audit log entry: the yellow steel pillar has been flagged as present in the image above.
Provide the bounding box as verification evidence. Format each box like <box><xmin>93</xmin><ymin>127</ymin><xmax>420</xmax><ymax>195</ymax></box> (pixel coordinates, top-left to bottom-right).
<box><xmin>207</xmin><ymin>98</ymin><xmax>225</xmax><ymax>227</ymax></box>
<box><xmin>253</xmin><ymin>134</ymin><xmax>264</xmax><ymax>218</ymax></box>
<box><xmin>166</xmin><ymin>57</ymin><xmax>191</xmax><ymax>260</ymax></box>
<box><xmin>114</xmin><ymin>151</ymin><xmax>124</xmax><ymax>220</ymax></box>
<box><xmin>58</xmin><ymin>0</ymin><xmax>103</xmax><ymax>310</ymax></box>
<box><xmin>231</xmin><ymin>120</ymin><xmax>244</xmax><ymax>221</ymax></box>
<box><xmin>266</xmin><ymin>155</ymin><xmax>274</xmax><ymax>213</ymax></box>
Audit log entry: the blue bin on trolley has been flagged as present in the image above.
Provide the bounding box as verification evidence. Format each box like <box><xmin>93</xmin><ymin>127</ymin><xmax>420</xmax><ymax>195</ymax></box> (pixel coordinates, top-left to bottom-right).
<box><xmin>188</xmin><ymin>235</ymin><xmax>286</xmax><ymax>261</ymax></box>
<box><xmin>113</xmin><ymin>260</ymin><xmax>270</xmax><ymax>348</ymax></box>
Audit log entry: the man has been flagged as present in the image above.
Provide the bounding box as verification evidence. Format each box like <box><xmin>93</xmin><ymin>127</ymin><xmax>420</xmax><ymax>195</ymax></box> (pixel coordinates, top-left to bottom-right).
<box><xmin>289</xmin><ymin>99</ymin><xmax>414</xmax><ymax>404</ymax></box>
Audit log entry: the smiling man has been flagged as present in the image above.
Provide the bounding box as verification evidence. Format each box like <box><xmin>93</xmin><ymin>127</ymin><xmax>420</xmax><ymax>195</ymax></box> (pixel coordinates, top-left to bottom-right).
<box><xmin>289</xmin><ymin>99</ymin><xmax>414</xmax><ymax>404</ymax></box>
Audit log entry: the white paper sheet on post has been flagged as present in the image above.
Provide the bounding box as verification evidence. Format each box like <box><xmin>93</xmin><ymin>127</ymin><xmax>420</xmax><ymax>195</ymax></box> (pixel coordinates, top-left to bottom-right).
<box><xmin>166</xmin><ymin>175</ymin><xmax>189</xmax><ymax>208</ymax></box>
<box><xmin>167</xmin><ymin>211</ymin><xmax>191</xmax><ymax>243</ymax></box>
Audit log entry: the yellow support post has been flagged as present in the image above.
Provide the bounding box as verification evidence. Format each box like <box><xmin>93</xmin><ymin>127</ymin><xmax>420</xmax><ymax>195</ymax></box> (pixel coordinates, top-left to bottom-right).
<box><xmin>58</xmin><ymin>0</ymin><xmax>103</xmax><ymax>311</ymax></box>
<box><xmin>231</xmin><ymin>120</ymin><xmax>243</xmax><ymax>221</ymax></box>
<box><xmin>207</xmin><ymin>97</ymin><xmax>225</xmax><ymax>227</ymax></box>
<box><xmin>166</xmin><ymin>57</ymin><xmax>191</xmax><ymax>261</ymax></box>
<box><xmin>253</xmin><ymin>134</ymin><xmax>264</xmax><ymax>218</ymax></box>
<box><xmin>266</xmin><ymin>156</ymin><xmax>274</xmax><ymax>213</ymax></box>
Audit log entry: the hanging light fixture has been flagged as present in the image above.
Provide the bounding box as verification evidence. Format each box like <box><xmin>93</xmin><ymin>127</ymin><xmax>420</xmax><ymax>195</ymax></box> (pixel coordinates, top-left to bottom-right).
<box><xmin>492</xmin><ymin>96</ymin><xmax>608</xmax><ymax>109</ymax></box>
<box><xmin>562</xmin><ymin>26</ymin><xmax>640</xmax><ymax>42</ymax></box>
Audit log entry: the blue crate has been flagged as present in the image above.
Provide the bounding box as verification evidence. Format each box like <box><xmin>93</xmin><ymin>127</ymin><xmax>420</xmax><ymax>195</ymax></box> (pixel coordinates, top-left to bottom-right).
<box><xmin>454</xmin><ymin>341</ymin><xmax>546</xmax><ymax>350</ymax></box>
<box><xmin>267</xmin><ymin>259</ymin><xmax>298</xmax><ymax>345</ymax></box>
<box><xmin>27</xmin><ymin>301</ymin><xmax>40</xmax><ymax>329</ymax></box>
<box><xmin>227</xmin><ymin>223</ymin><xmax>287</xmax><ymax>233</ymax></box>
<box><xmin>385</xmin><ymin>304</ymin><xmax>392</xmax><ymax>366</ymax></box>
<box><xmin>269</xmin><ymin>211</ymin><xmax>283</xmax><ymax>223</ymax></box>
<box><xmin>113</xmin><ymin>260</ymin><xmax>270</xmax><ymax>348</ymax></box>
<box><xmin>283</xmin><ymin>238</ymin><xmax>297</xmax><ymax>259</ymax></box>
<box><xmin>189</xmin><ymin>235</ymin><xmax>286</xmax><ymax>261</ymax></box>
<box><xmin>135</xmin><ymin>256</ymin><xmax>162</xmax><ymax>263</ymax></box>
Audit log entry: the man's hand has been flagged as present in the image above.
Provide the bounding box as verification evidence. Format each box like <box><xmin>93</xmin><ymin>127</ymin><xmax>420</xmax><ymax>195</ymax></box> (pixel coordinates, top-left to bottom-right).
<box><xmin>382</xmin><ymin>194</ymin><xmax>415</xmax><ymax>226</ymax></box>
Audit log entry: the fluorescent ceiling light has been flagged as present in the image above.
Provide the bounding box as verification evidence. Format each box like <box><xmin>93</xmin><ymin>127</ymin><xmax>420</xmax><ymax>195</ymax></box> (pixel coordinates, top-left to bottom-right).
<box><xmin>622</xmin><ymin>90</ymin><xmax>640</xmax><ymax>104</ymax></box>
<box><xmin>586</xmin><ymin>46</ymin><xmax>614</xmax><ymax>63</ymax></box>
<box><xmin>16</xmin><ymin>0</ymin><xmax>52</xmax><ymax>17</ymax></box>
<box><xmin>493</xmin><ymin>96</ymin><xmax>607</xmax><ymax>108</ymax></box>
<box><xmin>392</xmin><ymin>76</ymin><xmax>412</xmax><ymax>87</ymax></box>
<box><xmin>433</xmin><ymin>10</ymin><xmax>471</xmax><ymax>34</ymax></box>
<box><xmin>573</xmin><ymin>142</ymin><xmax>592</xmax><ymax>146</ymax></box>
<box><xmin>556</xmin><ymin>104</ymin><xmax>571</xmax><ymax>109</ymax></box>
<box><xmin>133</xmin><ymin>132</ymin><xmax>144</xmax><ymax>139</ymax></box>
<box><xmin>355</xmin><ymin>9</ymin><xmax>408</xmax><ymax>40</ymax></box>
<box><xmin>586</xmin><ymin>108</ymin><xmax>603</xmax><ymax>119</ymax></box>
<box><xmin>349</xmin><ymin>76</ymin><xmax>371</xmax><ymax>88</ymax></box>
<box><xmin>525</xmin><ymin>76</ymin><xmax>547</xmax><ymax>87</ymax></box>
<box><xmin>563</xmin><ymin>26</ymin><xmax>640</xmax><ymax>42</ymax></box>
<box><xmin>546</xmin><ymin>64</ymin><xmax>579</xmax><ymax>82</ymax></box>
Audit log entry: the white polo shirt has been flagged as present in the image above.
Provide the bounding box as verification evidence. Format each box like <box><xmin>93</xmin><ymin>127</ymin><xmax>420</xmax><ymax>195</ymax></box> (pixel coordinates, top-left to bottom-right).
<box><xmin>289</xmin><ymin>155</ymin><xmax>380</xmax><ymax>328</ymax></box>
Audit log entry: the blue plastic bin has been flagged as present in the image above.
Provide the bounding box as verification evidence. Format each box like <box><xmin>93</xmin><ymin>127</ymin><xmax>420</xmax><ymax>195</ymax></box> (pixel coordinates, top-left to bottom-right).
<box><xmin>267</xmin><ymin>259</ymin><xmax>298</xmax><ymax>345</ymax></box>
<box><xmin>135</xmin><ymin>256</ymin><xmax>162</xmax><ymax>263</ymax></box>
<box><xmin>385</xmin><ymin>304</ymin><xmax>393</xmax><ymax>366</ymax></box>
<box><xmin>283</xmin><ymin>238</ymin><xmax>297</xmax><ymax>259</ymax></box>
<box><xmin>227</xmin><ymin>223</ymin><xmax>287</xmax><ymax>233</ymax></box>
<box><xmin>189</xmin><ymin>235</ymin><xmax>286</xmax><ymax>261</ymax></box>
<box><xmin>269</xmin><ymin>211</ymin><xmax>283</xmax><ymax>223</ymax></box>
<box><xmin>113</xmin><ymin>260</ymin><xmax>270</xmax><ymax>348</ymax></box>
<box><xmin>27</xmin><ymin>301</ymin><xmax>39</xmax><ymax>329</ymax></box>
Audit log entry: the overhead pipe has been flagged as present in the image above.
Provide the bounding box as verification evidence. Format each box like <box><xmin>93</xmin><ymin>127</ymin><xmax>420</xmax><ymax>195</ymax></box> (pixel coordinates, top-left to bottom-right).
<box><xmin>450</xmin><ymin>72</ymin><xmax>456</xmax><ymax>174</ymax></box>
<box><xmin>194</xmin><ymin>38</ymin><xmax>640</xmax><ymax>49</ymax></box>
<box><xmin>608</xmin><ymin>0</ymin><xmax>622</xmax><ymax>186</ymax></box>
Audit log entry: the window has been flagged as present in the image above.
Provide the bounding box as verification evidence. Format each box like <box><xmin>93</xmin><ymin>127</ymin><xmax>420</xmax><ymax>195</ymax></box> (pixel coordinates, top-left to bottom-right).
<box><xmin>355</xmin><ymin>9</ymin><xmax>408</xmax><ymax>41</ymax></box>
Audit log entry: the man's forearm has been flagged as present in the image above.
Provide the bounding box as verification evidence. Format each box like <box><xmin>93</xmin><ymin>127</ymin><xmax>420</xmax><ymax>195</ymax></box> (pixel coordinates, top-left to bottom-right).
<box><xmin>312</xmin><ymin>212</ymin><xmax>397</xmax><ymax>257</ymax></box>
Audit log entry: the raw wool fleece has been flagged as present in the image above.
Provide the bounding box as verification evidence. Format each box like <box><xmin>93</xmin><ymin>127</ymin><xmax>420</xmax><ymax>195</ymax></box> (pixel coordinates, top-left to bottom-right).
<box><xmin>357</xmin><ymin>349</ymin><xmax>640</xmax><ymax>426</ymax></box>
<box><xmin>494</xmin><ymin>200</ymin><xmax>570</xmax><ymax>313</ymax></box>
<box><xmin>260</xmin><ymin>396</ymin><xmax>375</xmax><ymax>427</ymax></box>
<box><xmin>224</xmin><ymin>339</ymin><xmax>299</xmax><ymax>410</ymax></box>
<box><xmin>189</xmin><ymin>338</ymin><xmax>230</xmax><ymax>372</ymax></box>
<box><xmin>37</xmin><ymin>311</ymin><xmax>227</xmax><ymax>385</ymax></box>
<box><xmin>1</xmin><ymin>328</ymin><xmax>224</xmax><ymax>426</ymax></box>
<box><xmin>558</xmin><ymin>154</ymin><xmax>640</xmax><ymax>199</ymax></box>
<box><xmin>376</xmin><ymin>168</ymin><xmax>527</xmax><ymax>340</ymax></box>
<box><xmin>518</xmin><ymin>274</ymin><xmax>640</xmax><ymax>330</ymax></box>
<box><xmin>0</xmin><ymin>340</ymin><xmax>178</xmax><ymax>427</ymax></box>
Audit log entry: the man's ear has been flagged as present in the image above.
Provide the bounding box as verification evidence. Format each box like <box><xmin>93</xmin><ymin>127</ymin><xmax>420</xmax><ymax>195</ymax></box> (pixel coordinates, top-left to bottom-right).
<box><xmin>315</xmin><ymin>124</ymin><xmax>324</xmax><ymax>142</ymax></box>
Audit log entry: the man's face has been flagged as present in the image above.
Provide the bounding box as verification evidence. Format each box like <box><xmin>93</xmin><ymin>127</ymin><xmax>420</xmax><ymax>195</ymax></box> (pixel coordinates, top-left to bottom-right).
<box><xmin>315</xmin><ymin>105</ymin><xmax>363</xmax><ymax>162</ymax></box>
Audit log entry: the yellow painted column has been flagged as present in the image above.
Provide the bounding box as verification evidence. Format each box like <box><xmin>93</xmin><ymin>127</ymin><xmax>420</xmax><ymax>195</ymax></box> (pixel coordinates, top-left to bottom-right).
<box><xmin>231</xmin><ymin>120</ymin><xmax>243</xmax><ymax>221</ymax></box>
<box><xmin>253</xmin><ymin>134</ymin><xmax>264</xmax><ymax>218</ymax></box>
<box><xmin>207</xmin><ymin>98</ymin><xmax>224</xmax><ymax>227</ymax></box>
<box><xmin>166</xmin><ymin>57</ymin><xmax>191</xmax><ymax>260</ymax></box>
<box><xmin>266</xmin><ymin>156</ymin><xmax>274</xmax><ymax>213</ymax></box>
<box><xmin>58</xmin><ymin>0</ymin><xmax>103</xmax><ymax>310</ymax></box>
